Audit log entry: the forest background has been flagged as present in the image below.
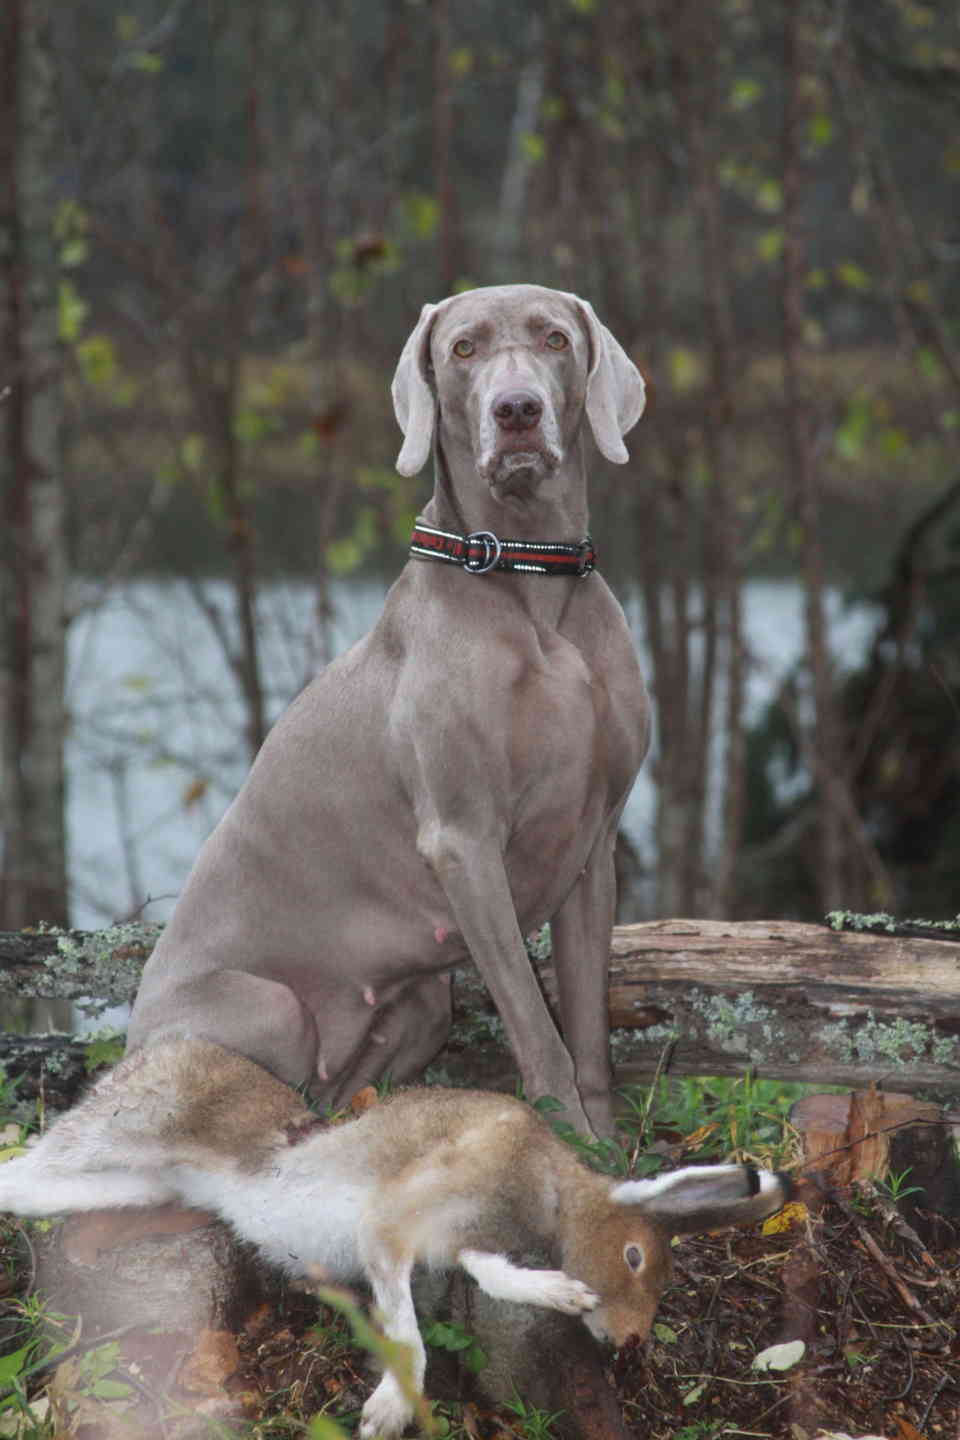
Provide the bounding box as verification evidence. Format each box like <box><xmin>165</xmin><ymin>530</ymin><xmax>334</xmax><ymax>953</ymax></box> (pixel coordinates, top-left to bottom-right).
<box><xmin>2</xmin><ymin>0</ymin><xmax>959</xmax><ymax>938</ymax></box>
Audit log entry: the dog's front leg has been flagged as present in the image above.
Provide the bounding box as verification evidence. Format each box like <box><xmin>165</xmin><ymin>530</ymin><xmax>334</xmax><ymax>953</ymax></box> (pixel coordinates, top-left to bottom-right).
<box><xmin>550</xmin><ymin>818</ymin><xmax>620</xmax><ymax>1138</ymax></box>
<box><xmin>419</xmin><ymin>821</ymin><xmax>590</xmax><ymax>1133</ymax></box>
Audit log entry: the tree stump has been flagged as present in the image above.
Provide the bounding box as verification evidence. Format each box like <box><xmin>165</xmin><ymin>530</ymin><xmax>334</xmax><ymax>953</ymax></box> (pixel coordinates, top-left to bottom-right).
<box><xmin>790</xmin><ymin>1087</ymin><xmax>959</xmax><ymax>1241</ymax></box>
<box><xmin>37</xmin><ymin>1207</ymin><xmax>266</xmax><ymax>1438</ymax></box>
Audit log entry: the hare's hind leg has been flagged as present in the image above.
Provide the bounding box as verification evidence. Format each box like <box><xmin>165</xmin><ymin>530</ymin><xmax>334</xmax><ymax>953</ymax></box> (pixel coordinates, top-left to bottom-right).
<box><xmin>358</xmin><ymin>1244</ymin><xmax>425</xmax><ymax>1440</ymax></box>
<box><xmin>0</xmin><ymin>1152</ymin><xmax>174</xmax><ymax>1217</ymax></box>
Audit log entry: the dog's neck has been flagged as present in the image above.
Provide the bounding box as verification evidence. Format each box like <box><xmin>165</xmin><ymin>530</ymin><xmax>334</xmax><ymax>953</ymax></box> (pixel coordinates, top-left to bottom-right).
<box><xmin>422</xmin><ymin>428</ymin><xmax>590</xmax><ymax>546</ymax></box>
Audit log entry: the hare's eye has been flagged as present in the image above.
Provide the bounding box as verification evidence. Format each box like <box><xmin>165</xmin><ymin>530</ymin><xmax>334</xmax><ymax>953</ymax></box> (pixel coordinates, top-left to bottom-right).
<box><xmin>545</xmin><ymin>331</ymin><xmax>568</xmax><ymax>350</ymax></box>
<box><xmin>624</xmin><ymin>1243</ymin><xmax>644</xmax><ymax>1273</ymax></box>
<box><xmin>453</xmin><ymin>338</ymin><xmax>475</xmax><ymax>358</ymax></box>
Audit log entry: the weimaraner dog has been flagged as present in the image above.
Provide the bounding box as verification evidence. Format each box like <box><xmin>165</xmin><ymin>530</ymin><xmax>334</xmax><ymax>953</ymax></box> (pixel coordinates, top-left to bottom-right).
<box><xmin>128</xmin><ymin>284</ymin><xmax>649</xmax><ymax>1136</ymax></box>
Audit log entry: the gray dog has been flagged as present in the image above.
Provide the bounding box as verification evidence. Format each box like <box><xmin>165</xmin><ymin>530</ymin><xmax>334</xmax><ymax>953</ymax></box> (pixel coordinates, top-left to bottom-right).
<box><xmin>128</xmin><ymin>284</ymin><xmax>649</xmax><ymax>1136</ymax></box>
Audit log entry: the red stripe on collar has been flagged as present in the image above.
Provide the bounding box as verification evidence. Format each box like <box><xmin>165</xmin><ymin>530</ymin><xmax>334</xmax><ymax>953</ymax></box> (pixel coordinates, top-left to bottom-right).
<box><xmin>410</xmin><ymin>523</ymin><xmax>596</xmax><ymax>578</ymax></box>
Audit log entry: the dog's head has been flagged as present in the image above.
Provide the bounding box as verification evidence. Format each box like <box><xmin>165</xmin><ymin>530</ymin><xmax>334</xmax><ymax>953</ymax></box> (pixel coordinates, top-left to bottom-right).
<box><xmin>392</xmin><ymin>284</ymin><xmax>645</xmax><ymax>494</ymax></box>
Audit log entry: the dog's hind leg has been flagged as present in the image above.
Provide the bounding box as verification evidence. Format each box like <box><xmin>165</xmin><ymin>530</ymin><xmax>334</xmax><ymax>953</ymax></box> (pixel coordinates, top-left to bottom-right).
<box><xmin>127</xmin><ymin>969</ymin><xmax>319</xmax><ymax>1088</ymax></box>
<box><xmin>317</xmin><ymin>973</ymin><xmax>452</xmax><ymax>1107</ymax></box>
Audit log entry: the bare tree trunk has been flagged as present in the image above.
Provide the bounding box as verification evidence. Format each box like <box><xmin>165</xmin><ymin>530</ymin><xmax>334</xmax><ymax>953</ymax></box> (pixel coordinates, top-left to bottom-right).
<box><xmin>294</xmin><ymin>0</ymin><xmax>350</xmax><ymax>674</ymax></box>
<box><xmin>0</xmin><ymin>0</ymin><xmax>67</xmax><ymax>928</ymax></box>
<box><xmin>493</xmin><ymin>14</ymin><xmax>544</xmax><ymax>279</ymax></box>
<box><xmin>679</xmin><ymin>5</ymin><xmax>745</xmax><ymax>916</ymax></box>
<box><xmin>781</xmin><ymin>4</ymin><xmax>845</xmax><ymax>912</ymax></box>
<box><xmin>432</xmin><ymin>0</ymin><xmax>458</xmax><ymax>296</ymax></box>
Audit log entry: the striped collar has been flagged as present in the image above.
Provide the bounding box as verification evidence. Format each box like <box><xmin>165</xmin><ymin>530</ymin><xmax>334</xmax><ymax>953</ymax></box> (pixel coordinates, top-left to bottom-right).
<box><xmin>409</xmin><ymin>521</ymin><xmax>596</xmax><ymax>578</ymax></box>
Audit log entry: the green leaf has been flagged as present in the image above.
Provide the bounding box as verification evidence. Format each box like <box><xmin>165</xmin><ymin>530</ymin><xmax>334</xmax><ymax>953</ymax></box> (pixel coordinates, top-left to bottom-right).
<box><xmin>757</xmin><ymin>229</ymin><xmax>784</xmax><ymax>263</ymax></box>
<box><xmin>917</xmin><ymin>347</ymin><xmax>941</xmax><ymax>380</ymax></box>
<box><xmin>76</xmin><ymin>334</ymin><xmax>117</xmax><ymax>389</ymax></box>
<box><xmin>730</xmin><ymin>78</ymin><xmax>762</xmax><ymax>110</ymax></box>
<box><xmin>880</xmin><ymin>426</ymin><xmax>908</xmax><ymax>458</ymax></box>
<box><xmin>91</xmin><ymin>1378</ymin><xmax>133</xmax><ymax>1400</ymax></box>
<box><xmin>309</xmin><ymin>1417</ymin><xmax>350</xmax><ymax>1440</ymax></box>
<box><xmin>682</xmin><ymin>1381</ymin><xmax>705</xmax><ymax>1406</ymax></box>
<box><xmin>835</xmin><ymin>260</ymin><xmax>871</xmax><ymax>292</ymax></box>
<box><xmin>463</xmin><ymin>1342</ymin><xmax>488</xmax><ymax>1374</ymax></box>
<box><xmin>653</xmin><ymin>1323</ymin><xmax>678</xmax><ymax>1344</ymax></box>
<box><xmin>532</xmin><ymin>1095</ymin><xmax>567</xmax><ymax>1114</ymax></box>
<box><xmin>0</xmin><ymin>1343</ymin><xmax>33</xmax><ymax>1386</ymax></box>
<box><xmin>129</xmin><ymin>50</ymin><xmax>164</xmax><ymax>72</ymax></box>
<box><xmin>181</xmin><ymin>433</ymin><xmax>205</xmax><ymax>473</ymax></box>
<box><xmin>808</xmin><ymin>112</ymin><xmax>834</xmax><ymax>148</ymax></box>
<box><xmin>325</xmin><ymin>537</ymin><xmax>362</xmax><ymax>576</ymax></box>
<box><xmin>835</xmin><ymin>393</ymin><xmax>873</xmax><ymax>461</ymax></box>
<box><xmin>58</xmin><ymin>279</ymin><xmax>89</xmax><ymax>343</ymax></box>
<box><xmin>520</xmin><ymin>132</ymin><xmax>545</xmax><ymax>163</ymax></box>
<box><xmin>402</xmin><ymin>192</ymin><xmax>439</xmax><ymax>239</ymax></box>
<box><xmin>756</xmin><ymin>179</ymin><xmax>782</xmax><ymax>214</ymax></box>
<box><xmin>668</xmin><ymin>346</ymin><xmax>702</xmax><ymax>392</ymax></box>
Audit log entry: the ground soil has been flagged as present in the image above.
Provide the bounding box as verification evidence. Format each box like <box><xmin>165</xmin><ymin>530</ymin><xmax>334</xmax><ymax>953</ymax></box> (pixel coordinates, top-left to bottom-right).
<box><xmin>2</xmin><ymin>1180</ymin><xmax>957</xmax><ymax>1439</ymax></box>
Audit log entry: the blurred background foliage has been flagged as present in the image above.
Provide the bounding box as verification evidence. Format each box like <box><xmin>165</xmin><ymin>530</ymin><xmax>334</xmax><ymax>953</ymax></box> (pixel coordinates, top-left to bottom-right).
<box><xmin>2</xmin><ymin>0</ymin><xmax>959</xmax><ymax>930</ymax></box>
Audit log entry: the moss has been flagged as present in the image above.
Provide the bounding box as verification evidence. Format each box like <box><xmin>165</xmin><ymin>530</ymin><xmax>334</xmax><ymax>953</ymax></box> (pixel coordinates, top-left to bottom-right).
<box><xmin>40</xmin><ymin>923</ymin><xmax>161</xmax><ymax>1016</ymax></box>
<box><xmin>827</xmin><ymin>909</ymin><xmax>960</xmax><ymax>935</ymax></box>
<box><xmin>689</xmin><ymin>989</ymin><xmax>785</xmax><ymax>1058</ymax></box>
<box><xmin>609</xmin><ymin>1026</ymin><xmax>677</xmax><ymax>1061</ymax></box>
<box><xmin>819</xmin><ymin>1010</ymin><xmax>959</xmax><ymax>1067</ymax></box>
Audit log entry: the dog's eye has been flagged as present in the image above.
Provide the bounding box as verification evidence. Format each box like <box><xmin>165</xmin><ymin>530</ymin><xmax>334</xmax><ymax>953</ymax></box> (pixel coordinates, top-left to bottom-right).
<box><xmin>545</xmin><ymin>331</ymin><xmax>568</xmax><ymax>350</ymax></box>
<box><xmin>452</xmin><ymin>338</ymin><xmax>475</xmax><ymax>358</ymax></box>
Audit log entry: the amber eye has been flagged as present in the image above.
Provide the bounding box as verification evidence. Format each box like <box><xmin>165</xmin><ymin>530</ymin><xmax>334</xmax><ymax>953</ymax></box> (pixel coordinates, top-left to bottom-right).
<box><xmin>452</xmin><ymin>338</ymin><xmax>475</xmax><ymax>358</ymax></box>
<box><xmin>545</xmin><ymin>331</ymin><xmax>569</xmax><ymax>350</ymax></box>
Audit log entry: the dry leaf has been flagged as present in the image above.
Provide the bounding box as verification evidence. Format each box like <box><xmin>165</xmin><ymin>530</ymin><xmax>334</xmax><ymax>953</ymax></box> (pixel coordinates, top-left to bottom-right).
<box><xmin>762</xmin><ymin>1200</ymin><xmax>809</xmax><ymax>1234</ymax></box>
<box><xmin>681</xmin><ymin>1123</ymin><xmax>718</xmax><ymax>1150</ymax></box>
<box><xmin>177</xmin><ymin>1329</ymin><xmax>240</xmax><ymax>1396</ymax></box>
<box><xmin>892</xmin><ymin>1418</ymin><xmax>928</xmax><ymax>1440</ymax></box>
<box><xmin>752</xmin><ymin>1339</ymin><xmax>806</xmax><ymax>1371</ymax></box>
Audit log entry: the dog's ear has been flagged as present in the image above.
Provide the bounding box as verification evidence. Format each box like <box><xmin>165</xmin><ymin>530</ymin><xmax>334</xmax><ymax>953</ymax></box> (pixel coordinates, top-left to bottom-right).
<box><xmin>392</xmin><ymin>302</ymin><xmax>439</xmax><ymax>476</ymax></box>
<box><xmin>572</xmin><ymin>297</ymin><xmax>645</xmax><ymax>464</ymax></box>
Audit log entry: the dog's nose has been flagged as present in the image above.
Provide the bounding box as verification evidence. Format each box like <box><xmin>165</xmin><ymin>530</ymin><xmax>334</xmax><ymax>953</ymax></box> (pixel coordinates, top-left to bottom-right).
<box><xmin>492</xmin><ymin>390</ymin><xmax>543</xmax><ymax>432</ymax></box>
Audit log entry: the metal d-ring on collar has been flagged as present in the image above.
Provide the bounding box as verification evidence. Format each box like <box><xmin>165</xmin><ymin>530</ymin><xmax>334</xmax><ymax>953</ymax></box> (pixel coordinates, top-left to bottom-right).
<box><xmin>463</xmin><ymin>530</ymin><xmax>503</xmax><ymax>575</ymax></box>
<box><xmin>408</xmin><ymin>519</ymin><xmax>597</xmax><ymax>577</ymax></box>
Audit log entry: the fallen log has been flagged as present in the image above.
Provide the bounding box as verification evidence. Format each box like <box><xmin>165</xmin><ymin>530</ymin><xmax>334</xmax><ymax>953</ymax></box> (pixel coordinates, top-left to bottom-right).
<box><xmin>2</xmin><ymin>918</ymin><xmax>959</xmax><ymax>1093</ymax></box>
<box><xmin>596</xmin><ymin>918</ymin><xmax>960</xmax><ymax>1092</ymax></box>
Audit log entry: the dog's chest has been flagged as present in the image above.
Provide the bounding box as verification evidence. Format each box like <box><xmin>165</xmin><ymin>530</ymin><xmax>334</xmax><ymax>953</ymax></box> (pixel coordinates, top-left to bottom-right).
<box><xmin>511</xmin><ymin>620</ymin><xmax>646</xmax><ymax>804</ymax></box>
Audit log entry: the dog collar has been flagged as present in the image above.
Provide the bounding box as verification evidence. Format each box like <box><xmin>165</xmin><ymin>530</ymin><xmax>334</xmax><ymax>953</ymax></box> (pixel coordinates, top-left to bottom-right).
<box><xmin>410</xmin><ymin>522</ymin><xmax>597</xmax><ymax>578</ymax></box>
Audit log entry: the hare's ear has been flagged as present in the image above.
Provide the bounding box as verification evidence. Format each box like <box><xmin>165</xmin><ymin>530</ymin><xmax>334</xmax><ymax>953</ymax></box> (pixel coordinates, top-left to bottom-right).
<box><xmin>570</xmin><ymin>296</ymin><xmax>645</xmax><ymax>464</ymax></box>
<box><xmin>611</xmin><ymin>1163</ymin><xmax>790</xmax><ymax>1238</ymax></box>
<box><xmin>392</xmin><ymin>302</ymin><xmax>441</xmax><ymax>477</ymax></box>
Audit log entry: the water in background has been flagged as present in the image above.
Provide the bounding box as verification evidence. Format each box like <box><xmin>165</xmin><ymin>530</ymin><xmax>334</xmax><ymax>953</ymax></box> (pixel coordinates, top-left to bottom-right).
<box><xmin>66</xmin><ymin>575</ymin><xmax>881</xmax><ymax>930</ymax></box>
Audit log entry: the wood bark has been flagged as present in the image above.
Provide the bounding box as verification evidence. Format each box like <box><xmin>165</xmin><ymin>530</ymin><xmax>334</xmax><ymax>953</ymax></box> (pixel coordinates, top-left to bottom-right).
<box><xmin>0</xmin><ymin>0</ymin><xmax>67</xmax><ymax>929</ymax></box>
<box><xmin>4</xmin><ymin>919</ymin><xmax>960</xmax><ymax>1096</ymax></box>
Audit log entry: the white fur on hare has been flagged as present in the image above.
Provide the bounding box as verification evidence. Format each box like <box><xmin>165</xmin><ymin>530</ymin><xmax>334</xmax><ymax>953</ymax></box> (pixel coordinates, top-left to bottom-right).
<box><xmin>0</xmin><ymin>1040</ymin><xmax>789</xmax><ymax>1438</ymax></box>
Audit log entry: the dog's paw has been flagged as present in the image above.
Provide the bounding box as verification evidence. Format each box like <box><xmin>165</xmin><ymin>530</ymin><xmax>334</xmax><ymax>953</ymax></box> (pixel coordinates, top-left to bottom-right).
<box><xmin>526</xmin><ymin>1270</ymin><xmax>600</xmax><ymax>1315</ymax></box>
<box><xmin>359</xmin><ymin>1376</ymin><xmax>414</xmax><ymax>1439</ymax></box>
